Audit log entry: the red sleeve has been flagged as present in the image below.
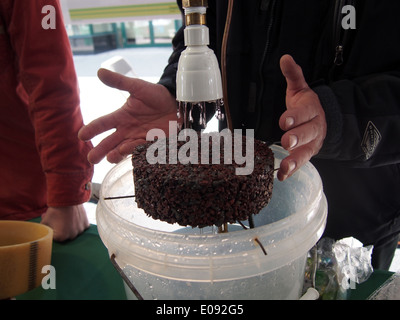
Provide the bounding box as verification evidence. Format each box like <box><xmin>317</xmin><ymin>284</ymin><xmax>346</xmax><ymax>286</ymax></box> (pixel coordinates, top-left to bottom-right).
<box><xmin>7</xmin><ymin>0</ymin><xmax>93</xmax><ymax>206</ymax></box>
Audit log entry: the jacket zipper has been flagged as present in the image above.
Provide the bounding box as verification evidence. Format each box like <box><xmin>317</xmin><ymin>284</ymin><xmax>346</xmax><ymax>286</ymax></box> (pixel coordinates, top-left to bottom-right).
<box><xmin>333</xmin><ymin>0</ymin><xmax>355</xmax><ymax>66</ymax></box>
<box><xmin>333</xmin><ymin>0</ymin><xmax>345</xmax><ymax>66</ymax></box>
<box><xmin>255</xmin><ymin>0</ymin><xmax>277</xmax><ymax>132</ymax></box>
<box><xmin>334</xmin><ymin>45</ymin><xmax>344</xmax><ymax>66</ymax></box>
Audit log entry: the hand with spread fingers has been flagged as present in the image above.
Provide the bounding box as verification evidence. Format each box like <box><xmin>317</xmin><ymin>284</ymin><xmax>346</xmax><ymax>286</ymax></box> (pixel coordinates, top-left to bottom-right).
<box><xmin>277</xmin><ymin>55</ymin><xmax>327</xmax><ymax>181</ymax></box>
<box><xmin>78</xmin><ymin>68</ymin><xmax>178</xmax><ymax>164</ymax></box>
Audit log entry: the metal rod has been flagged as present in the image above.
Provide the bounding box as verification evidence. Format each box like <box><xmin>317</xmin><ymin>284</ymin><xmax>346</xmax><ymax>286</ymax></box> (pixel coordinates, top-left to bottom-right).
<box><xmin>254</xmin><ymin>238</ymin><xmax>268</xmax><ymax>256</ymax></box>
<box><xmin>237</xmin><ymin>221</ymin><xmax>248</xmax><ymax>230</ymax></box>
<box><xmin>238</xmin><ymin>218</ymin><xmax>268</xmax><ymax>256</ymax></box>
<box><xmin>248</xmin><ymin>215</ymin><xmax>255</xmax><ymax>229</ymax></box>
<box><xmin>104</xmin><ymin>195</ymin><xmax>136</xmax><ymax>200</ymax></box>
<box><xmin>218</xmin><ymin>222</ymin><xmax>229</xmax><ymax>233</ymax></box>
<box><xmin>110</xmin><ymin>254</ymin><xmax>144</xmax><ymax>300</ymax></box>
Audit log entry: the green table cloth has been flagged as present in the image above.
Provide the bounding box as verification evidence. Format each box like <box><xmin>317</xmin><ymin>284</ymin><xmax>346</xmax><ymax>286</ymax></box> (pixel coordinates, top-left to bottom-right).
<box><xmin>16</xmin><ymin>220</ymin><xmax>126</xmax><ymax>300</ymax></box>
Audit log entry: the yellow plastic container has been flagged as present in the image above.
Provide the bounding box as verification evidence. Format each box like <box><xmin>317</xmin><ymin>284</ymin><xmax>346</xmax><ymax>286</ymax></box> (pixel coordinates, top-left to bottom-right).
<box><xmin>0</xmin><ymin>221</ymin><xmax>53</xmax><ymax>299</ymax></box>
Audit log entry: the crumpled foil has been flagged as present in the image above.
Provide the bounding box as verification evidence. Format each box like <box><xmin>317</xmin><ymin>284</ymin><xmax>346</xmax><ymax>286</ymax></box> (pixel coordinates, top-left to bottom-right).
<box><xmin>303</xmin><ymin>237</ymin><xmax>374</xmax><ymax>299</ymax></box>
<box><xmin>332</xmin><ymin>237</ymin><xmax>374</xmax><ymax>290</ymax></box>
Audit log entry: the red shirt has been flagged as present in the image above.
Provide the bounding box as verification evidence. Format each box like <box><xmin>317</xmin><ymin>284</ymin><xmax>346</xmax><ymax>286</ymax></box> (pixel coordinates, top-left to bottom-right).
<box><xmin>0</xmin><ymin>0</ymin><xmax>93</xmax><ymax>220</ymax></box>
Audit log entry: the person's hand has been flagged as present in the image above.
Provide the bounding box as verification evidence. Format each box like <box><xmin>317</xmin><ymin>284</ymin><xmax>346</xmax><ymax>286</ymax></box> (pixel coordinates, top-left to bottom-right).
<box><xmin>278</xmin><ymin>55</ymin><xmax>327</xmax><ymax>181</ymax></box>
<box><xmin>41</xmin><ymin>205</ymin><xmax>90</xmax><ymax>242</ymax></box>
<box><xmin>78</xmin><ymin>68</ymin><xmax>178</xmax><ymax>164</ymax></box>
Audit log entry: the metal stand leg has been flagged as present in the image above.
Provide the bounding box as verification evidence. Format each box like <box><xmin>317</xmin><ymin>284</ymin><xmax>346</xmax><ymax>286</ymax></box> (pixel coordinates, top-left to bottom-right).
<box><xmin>110</xmin><ymin>253</ymin><xmax>144</xmax><ymax>300</ymax></box>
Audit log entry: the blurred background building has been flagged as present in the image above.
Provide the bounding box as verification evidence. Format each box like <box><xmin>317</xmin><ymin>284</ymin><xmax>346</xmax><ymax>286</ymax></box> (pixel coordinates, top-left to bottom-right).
<box><xmin>60</xmin><ymin>0</ymin><xmax>181</xmax><ymax>54</ymax></box>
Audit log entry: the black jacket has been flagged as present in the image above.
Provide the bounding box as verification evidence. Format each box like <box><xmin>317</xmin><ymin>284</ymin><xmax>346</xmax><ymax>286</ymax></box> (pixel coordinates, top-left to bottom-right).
<box><xmin>159</xmin><ymin>0</ymin><xmax>400</xmax><ymax>168</ymax></box>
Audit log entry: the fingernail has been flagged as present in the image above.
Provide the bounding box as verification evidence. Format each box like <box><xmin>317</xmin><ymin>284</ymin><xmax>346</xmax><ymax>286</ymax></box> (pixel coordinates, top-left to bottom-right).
<box><xmin>289</xmin><ymin>135</ymin><xmax>298</xmax><ymax>149</ymax></box>
<box><xmin>285</xmin><ymin>117</ymin><xmax>295</xmax><ymax>129</ymax></box>
<box><xmin>288</xmin><ymin>160</ymin><xmax>297</xmax><ymax>174</ymax></box>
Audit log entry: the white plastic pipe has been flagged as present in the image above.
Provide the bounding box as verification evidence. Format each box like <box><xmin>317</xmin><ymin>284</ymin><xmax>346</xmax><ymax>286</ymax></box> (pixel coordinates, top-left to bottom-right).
<box><xmin>299</xmin><ymin>287</ymin><xmax>320</xmax><ymax>300</ymax></box>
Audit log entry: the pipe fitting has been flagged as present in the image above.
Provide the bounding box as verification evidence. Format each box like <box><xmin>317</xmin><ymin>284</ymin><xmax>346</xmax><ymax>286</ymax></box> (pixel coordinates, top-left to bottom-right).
<box><xmin>183</xmin><ymin>0</ymin><xmax>208</xmax><ymax>26</ymax></box>
<box><xmin>182</xmin><ymin>0</ymin><xmax>208</xmax><ymax>8</ymax></box>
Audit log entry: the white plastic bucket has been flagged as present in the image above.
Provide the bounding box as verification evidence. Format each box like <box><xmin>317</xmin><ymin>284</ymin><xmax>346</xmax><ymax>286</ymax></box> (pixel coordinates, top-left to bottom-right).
<box><xmin>96</xmin><ymin>145</ymin><xmax>327</xmax><ymax>300</ymax></box>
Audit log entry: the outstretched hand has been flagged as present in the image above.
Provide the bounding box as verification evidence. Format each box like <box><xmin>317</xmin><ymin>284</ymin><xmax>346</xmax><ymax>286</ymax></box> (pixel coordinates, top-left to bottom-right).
<box><xmin>278</xmin><ymin>55</ymin><xmax>327</xmax><ymax>181</ymax></box>
<box><xmin>78</xmin><ymin>68</ymin><xmax>177</xmax><ymax>164</ymax></box>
